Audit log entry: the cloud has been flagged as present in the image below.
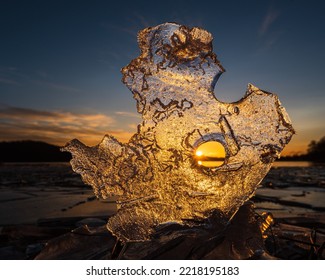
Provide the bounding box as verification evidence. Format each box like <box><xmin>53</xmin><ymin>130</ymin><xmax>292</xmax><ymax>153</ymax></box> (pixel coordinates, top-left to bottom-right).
<box><xmin>0</xmin><ymin>77</ymin><xmax>18</xmax><ymax>85</ymax></box>
<box><xmin>0</xmin><ymin>105</ymin><xmax>134</xmax><ymax>146</ymax></box>
<box><xmin>101</xmin><ymin>13</ymin><xmax>153</xmax><ymax>38</ymax></box>
<box><xmin>259</xmin><ymin>8</ymin><xmax>280</xmax><ymax>36</ymax></box>
<box><xmin>133</xmin><ymin>12</ymin><xmax>151</xmax><ymax>28</ymax></box>
<box><xmin>101</xmin><ymin>22</ymin><xmax>138</xmax><ymax>37</ymax></box>
<box><xmin>254</xmin><ymin>7</ymin><xmax>282</xmax><ymax>54</ymax></box>
<box><xmin>115</xmin><ymin>111</ymin><xmax>140</xmax><ymax>118</ymax></box>
<box><xmin>0</xmin><ymin>66</ymin><xmax>81</xmax><ymax>93</ymax></box>
<box><xmin>0</xmin><ymin>66</ymin><xmax>29</xmax><ymax>85</ymax></box>
<box><xmin>33</xmin><ymin>80</ymin><xmax>81</xmax><ymax>93</ymax></box>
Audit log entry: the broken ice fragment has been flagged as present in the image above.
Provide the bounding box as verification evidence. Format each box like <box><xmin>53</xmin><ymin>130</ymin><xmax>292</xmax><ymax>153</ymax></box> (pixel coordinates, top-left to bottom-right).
<box><xmin>63</xmin><ymin>23</ymin><xmax>294</xmax><ymax>242</ymax></box>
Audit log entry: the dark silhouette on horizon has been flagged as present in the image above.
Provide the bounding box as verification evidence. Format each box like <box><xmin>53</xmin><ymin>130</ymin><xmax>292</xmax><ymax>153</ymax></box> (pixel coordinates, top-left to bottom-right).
<box><xmin>277</xmin><ymin>136</ymin><xmax>325</xmax><ymax>162</ymax></box>
<box><xmin>0</xmin><ymin>141</ymin><xmax>71</xmax><ymax>162</ymax></box>
<box><xmin>306</xmin><ymin>136</ymin><xmax>325</xmax><ymax>162</ymax></box>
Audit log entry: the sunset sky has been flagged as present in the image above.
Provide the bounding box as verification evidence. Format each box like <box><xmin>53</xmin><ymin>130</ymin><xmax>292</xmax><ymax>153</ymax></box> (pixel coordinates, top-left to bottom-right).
<box><xmin>0</xmin><ymin>0</ymin><xmax>324</xmax><ymax>155</ymax></box>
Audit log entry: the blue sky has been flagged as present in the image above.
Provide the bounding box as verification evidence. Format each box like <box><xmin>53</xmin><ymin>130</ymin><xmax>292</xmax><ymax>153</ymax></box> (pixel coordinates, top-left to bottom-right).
<box><xmin>0</xmin><ymin>0</ymin><xmax>324</xmax><ymax>154</ymax></box>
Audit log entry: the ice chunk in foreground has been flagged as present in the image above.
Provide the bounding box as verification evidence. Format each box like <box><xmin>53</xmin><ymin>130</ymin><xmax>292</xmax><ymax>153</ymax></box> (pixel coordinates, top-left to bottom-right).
<box><xmin>63</xmin><ymin>23</ymin><xmax>294</xmax><ymax>242</ymax></box>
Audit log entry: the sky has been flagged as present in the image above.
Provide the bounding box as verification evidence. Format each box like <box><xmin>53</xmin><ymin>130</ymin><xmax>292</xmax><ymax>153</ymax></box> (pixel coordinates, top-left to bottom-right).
<box><xmin>0</xmin><ymin>0</ymin><xmax>324</xmax><ymax>155</ymax></box>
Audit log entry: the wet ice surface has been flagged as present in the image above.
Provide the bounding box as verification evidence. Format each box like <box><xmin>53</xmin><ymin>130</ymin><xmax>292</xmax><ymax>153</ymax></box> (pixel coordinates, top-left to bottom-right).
<box><xmin>0</xmin><ymin>162</ymin><xmax>323</xmax><ymax>226</ymax></box>
<box><xmin>0</xmin><ymin>163</ymin><xmax>116</xmax><ymax>225</ymax></box>
<box><xmin>1</xmin><ymin>162</ymin><xmax>324</xmax><ymax>259</ymax></box>
<box><xmin>255</xmin><ymin>163</ymin><xmax>325</xmax><ymax>217</ymax></box>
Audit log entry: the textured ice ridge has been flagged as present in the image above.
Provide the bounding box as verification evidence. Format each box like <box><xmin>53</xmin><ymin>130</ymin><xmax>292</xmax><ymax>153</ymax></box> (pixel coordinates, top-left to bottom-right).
<box><xmin>63</xmin><ymin>23</ymin><xmax>294</xmax><ymax>242</ymax></box>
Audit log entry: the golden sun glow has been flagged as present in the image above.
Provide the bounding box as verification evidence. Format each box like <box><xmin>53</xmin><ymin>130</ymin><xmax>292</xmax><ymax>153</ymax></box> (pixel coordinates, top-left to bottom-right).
<box><xmin>195</xmin><ymin>141</ymin><xmax>226</xmax><ymax>168</ymax></box>
<box><xmin>196</xmin><ymin>150</ymin><xmax>203</xmax><ymax>157</ymax></box>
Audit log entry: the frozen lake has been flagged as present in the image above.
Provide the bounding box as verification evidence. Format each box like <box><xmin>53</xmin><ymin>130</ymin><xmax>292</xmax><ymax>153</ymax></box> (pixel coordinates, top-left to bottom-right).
<box><xmin>0</xmin><ymin>162</ymin><xmax>324</xmax><ymax>225</ymax></box>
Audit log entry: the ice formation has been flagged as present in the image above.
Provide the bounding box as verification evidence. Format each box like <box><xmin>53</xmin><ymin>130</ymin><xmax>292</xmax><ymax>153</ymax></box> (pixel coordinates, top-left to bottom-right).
<box><xmin>63</xmin><ymin>23</ymin><xmax>294</xmax><ymax>242</ymax></box>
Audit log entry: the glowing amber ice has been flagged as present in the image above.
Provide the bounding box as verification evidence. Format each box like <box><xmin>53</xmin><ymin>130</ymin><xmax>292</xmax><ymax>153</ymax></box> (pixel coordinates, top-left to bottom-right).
<box><xmin>63</xmin><ymin>23</ymin><xmax>294</xmax><ymax>242</ymax></box>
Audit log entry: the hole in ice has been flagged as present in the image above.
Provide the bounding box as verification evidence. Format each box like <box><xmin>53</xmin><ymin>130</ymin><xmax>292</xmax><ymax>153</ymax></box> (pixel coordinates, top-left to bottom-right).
<box><xmin>195</xmin><ymin>141</ymin><xmax>226</xmax><ymax>168</ymax></box>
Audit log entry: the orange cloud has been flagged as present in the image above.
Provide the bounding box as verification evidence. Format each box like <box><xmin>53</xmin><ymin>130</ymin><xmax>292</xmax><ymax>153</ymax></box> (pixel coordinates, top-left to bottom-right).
<box><xmin>0</xmin><ymin>105</ymin><xmax>134</xmax><ymax>146</ymax></box>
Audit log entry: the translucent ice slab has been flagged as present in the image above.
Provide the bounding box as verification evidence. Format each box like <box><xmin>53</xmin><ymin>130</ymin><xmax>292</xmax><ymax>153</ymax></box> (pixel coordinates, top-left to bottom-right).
<box><xmin>63</xmin><ymin>23</ymin><xmax>294</xmax><ymax>241</ymax></box>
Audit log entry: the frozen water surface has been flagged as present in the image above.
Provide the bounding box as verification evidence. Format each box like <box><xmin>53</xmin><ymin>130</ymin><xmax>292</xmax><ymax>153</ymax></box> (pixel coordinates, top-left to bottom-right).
<box><xmin>63</xmin><ymin>23</ymin><xmax>294</xmax><ymax>241</ymax></box>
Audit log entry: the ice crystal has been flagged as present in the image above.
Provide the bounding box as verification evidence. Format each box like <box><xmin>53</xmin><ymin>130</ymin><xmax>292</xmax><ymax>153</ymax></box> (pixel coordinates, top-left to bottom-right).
<box><xmin>63</xmin><ymin>23</ymin><xmax>294</xmax><ymax>242</ymax></box>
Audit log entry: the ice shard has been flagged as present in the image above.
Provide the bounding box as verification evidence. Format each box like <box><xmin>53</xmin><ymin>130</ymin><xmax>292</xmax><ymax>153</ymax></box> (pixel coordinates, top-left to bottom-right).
<box><xmin>63</xmin><ymin>23</ymin><xmax>294</xmax><ymax>242</ymax></box>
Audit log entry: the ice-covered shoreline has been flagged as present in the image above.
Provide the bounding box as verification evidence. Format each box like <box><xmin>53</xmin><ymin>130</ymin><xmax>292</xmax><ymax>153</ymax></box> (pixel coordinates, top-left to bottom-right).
<box><xmin>0</xmin><ymin>162</ymin><xmax>324</xmax><ymax>259</ymax></box>
<box><xmin>1</xmin><ymin>162</ymin><xmax>324</xmax><ymax>225</ymax></box>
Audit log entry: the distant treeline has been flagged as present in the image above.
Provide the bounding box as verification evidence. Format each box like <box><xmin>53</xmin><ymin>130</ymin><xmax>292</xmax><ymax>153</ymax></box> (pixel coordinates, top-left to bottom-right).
<box><xmin>279</xmin><ymin>136</ymin><xmax>325</xmax><ymax>162</ymax></box>
<box><xmin>0</xmin><ymin>141</ymin><xmax>71</xmax><ymax>162</ymax></box>
<box><xmin>0</xmin><ymin>137</ymin><xmax>324</xmax><ymax>162</ymax></box>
